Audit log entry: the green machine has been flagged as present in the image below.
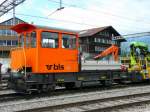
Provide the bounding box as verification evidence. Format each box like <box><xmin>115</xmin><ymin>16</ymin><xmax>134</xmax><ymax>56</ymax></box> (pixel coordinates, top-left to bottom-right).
<box><xmin>128</xmin><ymin>42</ymin><xmax>150</xmax><ymax>81</ymax></box>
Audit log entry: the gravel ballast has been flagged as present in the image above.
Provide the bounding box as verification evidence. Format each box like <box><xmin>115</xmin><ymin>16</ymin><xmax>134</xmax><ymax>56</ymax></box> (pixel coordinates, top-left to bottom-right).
<box><xmin>1</xmin><ymin>85</ymin><xmax>150</xmax><ymax>112</ymax></box>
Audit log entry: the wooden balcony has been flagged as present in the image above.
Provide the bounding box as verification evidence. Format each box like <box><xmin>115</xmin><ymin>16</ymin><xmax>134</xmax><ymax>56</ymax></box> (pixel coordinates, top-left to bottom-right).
<box><xmin>0</xmin><ymin>46</ymin><xmax>17</xmax><ymax>51</ymax></box>
<box><xmin>0</xmin><ymin>25</ymin><xmax>12</xmax><ymax>30</ymax></box>
<box><xmin>0</xmin><ymin>35</ymin><xmax>17</xmax><ymax>40</ymax></box>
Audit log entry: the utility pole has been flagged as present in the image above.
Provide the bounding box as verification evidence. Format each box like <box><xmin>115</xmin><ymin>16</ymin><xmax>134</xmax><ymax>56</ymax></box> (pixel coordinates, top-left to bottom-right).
<box><xmin>60</xmin><ymin>0</ymin><xmax>62</xmax><ymax>9</ymax></box>
<box><xmin>0</xmin><ymin>0</ymin><xmax>26</xmax><ymax>17</ymax></box>
<box><xmin>13</xmin><ymin>0</ymin><xmax>16</xmax><ymax>25</ymax></box>
<box><xmin>48</xmin><ymin>0</ymin><xmax>64</xmax><ymax>16</ymax></box>
<box><xmin>57</xmin><ymin>0</ymin><xmax>64</xmax><ymax>10</ymax></box>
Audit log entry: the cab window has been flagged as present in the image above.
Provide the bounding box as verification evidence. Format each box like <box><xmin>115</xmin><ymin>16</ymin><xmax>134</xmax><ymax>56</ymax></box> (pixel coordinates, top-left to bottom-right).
<box><xmin>26</xmin><ymin>32</ymin><xmax>36</xmax><ymax>47</ymax></box>
<box><xmin>41</xmin><ymin>32</ymin><xmax>58</xmax><ymax>48</ymax></box>
<box><xmin>62</xmin><ymin>34</ymin><xmax>76</xmax><ymax>49</ymax></box>
<box><xmin>19</xmin><ymin>32</ymin><xmax>36</xmax><ymax>48</ymax></box>
<box><xmin>20</xmin><ymin>34</ymin><xmax>24</xmax><ymax>47</ymax></box>
<box><xmin>31</xmin><ymin>32</ymin><xmax>36</xmax><ymax>47</ymax></box>
<box><xmin>26</xmin><ymin>33</ymin><xmax>30</xmax><ymax>47</ymax></box>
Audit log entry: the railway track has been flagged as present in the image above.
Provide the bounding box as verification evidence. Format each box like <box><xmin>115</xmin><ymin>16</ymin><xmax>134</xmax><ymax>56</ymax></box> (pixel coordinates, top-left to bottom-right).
<box><xmin>0</xmin><ymin>90</ymin><xmax>20</xmax><ymax>102</ymax></box>
<box><xmin>0</xmin><ymin>87</ymin><xmax>9</xmax><ymax>91</ymax></box>
<box><xmin>1</xmin><ymin>84</ymin><xmax>150</xmax><ymax>112</ymax></box>
<box><xmin>17</xmin><ymin>92</ymin><xmax>150</xmax><ymax>112</ymax></box>
<box><xmin>0</xmin><ymin>80</ymin><xmax>8</xmax><ymax>90</ymax></box>
<box><xmin>0</xmin><ymin>93</ymin><xmax>19</xmax><ymax>102</ymax></box>
<box><xmin>0</xmin><ymin>83</ymin><xmax>147</xmax><ymax>103</ymax></box>
<box><xmin>0</xmin><ymin>84</ymin><xmax>118</xmax><ymax>103</ymax></box>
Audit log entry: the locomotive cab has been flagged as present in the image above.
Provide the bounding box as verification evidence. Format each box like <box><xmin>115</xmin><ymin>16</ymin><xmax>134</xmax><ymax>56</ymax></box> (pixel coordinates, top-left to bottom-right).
<box><xmin>11</xmin><ymin>23</ymin><xmax>79</xmax><ymax>73</ymax></box>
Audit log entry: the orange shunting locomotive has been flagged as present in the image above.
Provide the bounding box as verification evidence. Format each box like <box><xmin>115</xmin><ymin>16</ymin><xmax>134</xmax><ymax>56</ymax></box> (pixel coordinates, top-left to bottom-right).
<box><xmin>9</xmin><ymin>23</ymin><xmax>122</xmax><ymax>93</ymax></box>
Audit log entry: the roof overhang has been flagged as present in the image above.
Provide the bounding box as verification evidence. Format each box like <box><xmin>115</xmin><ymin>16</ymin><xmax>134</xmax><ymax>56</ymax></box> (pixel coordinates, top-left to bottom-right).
<box><xmin>11</xmin><ymin>23</ymin><xmax>36</xmax><ymax>34</ymax></box>
<box><xmin>115</xmin><ymin>38</ymin><xmax>126</xmax><ymax>42</ymax></box>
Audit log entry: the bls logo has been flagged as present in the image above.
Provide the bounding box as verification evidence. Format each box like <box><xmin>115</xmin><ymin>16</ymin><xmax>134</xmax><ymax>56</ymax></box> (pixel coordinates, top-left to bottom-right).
<box><xmin>46</xmin><ymin>64</ymin><xmax>64</xmax><ymax>70</ymax></box>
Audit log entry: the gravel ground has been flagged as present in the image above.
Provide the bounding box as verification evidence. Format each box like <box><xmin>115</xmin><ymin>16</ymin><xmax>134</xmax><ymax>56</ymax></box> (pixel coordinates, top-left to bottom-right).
<box><xmin>111</xmin><ymin>103</ymin><xmax>150</xmax><ymax>112</ymax></box>
<box><xmin>1</xmin><ymin>85</ymin><xmax>150</xmax><ymax>112</ymax></box>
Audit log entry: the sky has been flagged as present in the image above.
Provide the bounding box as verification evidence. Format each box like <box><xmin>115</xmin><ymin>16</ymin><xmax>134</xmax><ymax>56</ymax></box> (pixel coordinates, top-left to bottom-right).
<box><xmin>0</xmin><ymin>0</ymin><xmax>150</xmax><ymax>35</ymax></box>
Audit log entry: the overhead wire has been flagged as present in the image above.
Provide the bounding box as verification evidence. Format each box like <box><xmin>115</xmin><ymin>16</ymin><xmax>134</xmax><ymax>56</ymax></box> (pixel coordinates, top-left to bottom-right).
<box><xmin>47</xmin><ymin>0</ymin><xmax>150</xmax><ymax>24</ymax></box>
<box><xmin>1</xmin><ymin>0</ymin><xmax>149</xmax><ymax>34</ymax></box>
<box><xmin>14</xmin><ymin>12</ymin><xmax>150</xmax><ymax>34</ymax></box>
<box><xmin>2</xmin><ymin>10</ymin><xmax>147</xmax><ymax>34</ymax></box>
<box><xmin>46</xmin><ymin>0</ymin><xmax>150</xmax><ymax>34</ymax></box>
<box><xmin>13</xmin><ymin>12</ymin><xmax>100</xmax><ymax>27</ymax></box>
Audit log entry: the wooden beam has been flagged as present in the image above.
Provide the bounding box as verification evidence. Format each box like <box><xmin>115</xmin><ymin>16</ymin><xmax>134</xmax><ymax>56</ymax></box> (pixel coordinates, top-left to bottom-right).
<box><xmin>0</xmin><ymin>25</ymin><xmax>12</xmax><ymax>29</ymax></box>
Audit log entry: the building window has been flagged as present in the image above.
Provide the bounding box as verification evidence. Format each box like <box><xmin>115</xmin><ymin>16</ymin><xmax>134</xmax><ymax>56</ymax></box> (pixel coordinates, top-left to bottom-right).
<box><xmin>102</xmin><ymin>39</ymin><xmax>105</xmax><ymax>43</ymax></box>
<box><xmin>0</xmin><ymin>29</ymin><xmax>17</xmax><ymax>36</ymax></box>
<box><xmin>0</xmin><ymin>40</ymin><xmax>3</xmax><ymax>46</ymax></box>
<box><xmin>0</xmin><ymin>40</ymin><xmax>17</xmax><ymax>46</ymax></box>
<box><xmin>94</xmin><ymin>38</ymin><xmax>97</xmax><ymax>42</ymax></box>
<box><xmin>12</xmin><ymin>31</ymin><xmax>17</xmax><ymax>35</ymax></box>
<box><xmin>12</xmin><ymin>40</ymin><xmax>18</xmax><ymax>46</ymax></box>
<box><xmin>7</xmin><ymin>40</ymin><xmax>11</xmax><ymax>46</ymax></box>
<box><xmin>109</xmin><ymin>40</ymin><xmax>111</xmax><ymax>44</ymax></box>
<box><xmin>99</xmin><ymin>38</ymin><xmax>102</xmax><ymax>43</ymax></box>
<box><xmin>0</xmin><ymin>40</ymin><xmax>6</xmax><ymax>46</ymax></box>
<box><xmin>2</xmin><ymin>30</ymin><xmax>6</xmax><ymax>35</ymax></box>
<box><xmin>41</xmin><ymin>32</ymin><xmax>58</xmax><ymax>48</ymax></box>
<box><xmin>104</xmin><ymin>39</ymin><xmax>107</xmax><ymax>43</ymax></box>
<box><xmin>62</xmin><ymin>34</ymin><xmax>76</xmax><ymax>49</ymax></box>
<box><xmin>7</xmin><ymin>30</ymin><xmax>11</xmax><ymax>35</ymax></box>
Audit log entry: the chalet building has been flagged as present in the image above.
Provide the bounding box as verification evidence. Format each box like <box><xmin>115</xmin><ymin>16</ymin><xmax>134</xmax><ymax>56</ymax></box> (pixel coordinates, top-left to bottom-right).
<box><xmin>0</xmin><ymin>17</ymin><xmax>26</xmax><ymax>58</ymax></box>
<box><xmin>79</xmin><ymin>26</ymin><xmax>125</xmax><ymax>59</ymax></box>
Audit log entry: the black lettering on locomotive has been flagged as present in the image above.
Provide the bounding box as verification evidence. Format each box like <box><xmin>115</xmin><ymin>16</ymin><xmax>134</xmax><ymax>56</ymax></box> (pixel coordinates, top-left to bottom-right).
<box><xmin>46</xmin><ymin>64</ymin><xmax>64</xmax><ymax>70</ymax></box>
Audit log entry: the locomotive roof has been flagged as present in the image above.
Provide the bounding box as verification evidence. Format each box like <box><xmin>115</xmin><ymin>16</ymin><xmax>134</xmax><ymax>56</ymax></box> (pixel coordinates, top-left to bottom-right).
<box><xmin>37</xmin><ymin>25</ymin><xmax>78</xmax><ymax>33</ymax></box>
<box><xmin>11</xmin><ymin>23</ymin><xmax>78</xmax><ymax>34</ymax></box>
